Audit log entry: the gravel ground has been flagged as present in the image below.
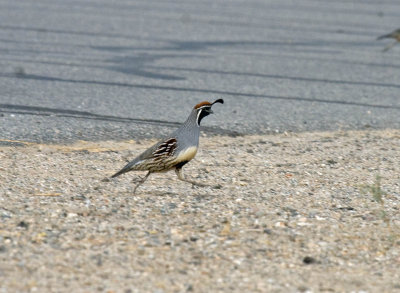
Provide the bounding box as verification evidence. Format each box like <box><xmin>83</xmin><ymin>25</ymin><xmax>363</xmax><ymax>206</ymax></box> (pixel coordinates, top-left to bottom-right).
<box><xmin>1</xmin><ymin>130</ymin><xmax>400</xmax><ymax>292</ymax></box>
<box><xmin>2</xmin><ymin>0</ymin><xmax>400</xmax><ymax>143</ymax></box>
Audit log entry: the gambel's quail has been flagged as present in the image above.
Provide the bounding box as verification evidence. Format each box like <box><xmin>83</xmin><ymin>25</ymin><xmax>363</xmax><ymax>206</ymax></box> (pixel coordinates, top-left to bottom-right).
<box><xmin>111</xmin><ymin>99</ymin><xmax>224</xmax><ymax>193</ymax></box>
<box><xmin>377</xmin><ymin>28</ymin><xmax>400</xmax><ymax>52</ymax></box>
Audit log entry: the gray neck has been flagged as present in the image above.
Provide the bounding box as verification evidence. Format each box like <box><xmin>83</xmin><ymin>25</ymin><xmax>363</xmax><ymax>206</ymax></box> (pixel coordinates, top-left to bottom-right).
<box><xmin>173</xmin><ymin>109</ymin><xmax>201</xmax><ymax>147</ymax></box>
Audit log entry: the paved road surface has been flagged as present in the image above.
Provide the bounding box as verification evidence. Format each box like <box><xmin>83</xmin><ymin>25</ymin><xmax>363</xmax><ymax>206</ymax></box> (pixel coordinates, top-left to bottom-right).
<box><xmin>1</xmin><ymin>0</ymin><xmax>400</xmax><ymax>143</ymax></box>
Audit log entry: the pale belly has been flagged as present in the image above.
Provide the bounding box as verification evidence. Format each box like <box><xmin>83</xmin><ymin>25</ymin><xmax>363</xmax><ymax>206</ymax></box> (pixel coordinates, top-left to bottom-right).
<box><xmin>142</xmin><ymin>146</ymin><xmax>198</xmax><ymax>172</ymax></box>
<box><xmin>173</xmin><ymin>146</ymin><xmax>198</xmax><ymax>164</ymax></box>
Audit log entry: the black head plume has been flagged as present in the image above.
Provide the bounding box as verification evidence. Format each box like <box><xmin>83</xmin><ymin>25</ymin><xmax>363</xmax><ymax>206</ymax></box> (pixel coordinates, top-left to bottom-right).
<box><xmin>195</xmin><ymin>99</ymin><xmax>224</xmax><ymax>126</ymax></box>
<box><xmin>212</xmin><ymin>99</ymin><xmax>224</xmax><ymax>106</ymax></box>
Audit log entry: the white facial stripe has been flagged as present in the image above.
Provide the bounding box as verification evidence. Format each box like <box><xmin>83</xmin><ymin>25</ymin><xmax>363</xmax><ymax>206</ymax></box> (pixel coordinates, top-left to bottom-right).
<box><xmin>196</xmin><ymin>108</ymin><xmax>202</xmax><ymax>126</ymax></box>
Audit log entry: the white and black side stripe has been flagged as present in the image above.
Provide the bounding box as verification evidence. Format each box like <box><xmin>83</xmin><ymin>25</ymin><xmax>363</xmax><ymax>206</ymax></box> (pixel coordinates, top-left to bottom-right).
<box><xmin>152</xmin><ymin>138</ymin><xmax>177</xmax><ymax>160</ymax></box>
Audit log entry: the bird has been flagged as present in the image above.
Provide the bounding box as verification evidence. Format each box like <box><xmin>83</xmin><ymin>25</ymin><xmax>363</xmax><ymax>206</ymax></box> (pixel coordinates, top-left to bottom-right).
<box><xmin>111</xmin><ymin>99</ymin><xmax>224</xmax><ymax>193</ymax></box>
<box><xmin>377</xmin><ymin>28</ymin><xmax>400</xmax><ymax>52</ymax></box>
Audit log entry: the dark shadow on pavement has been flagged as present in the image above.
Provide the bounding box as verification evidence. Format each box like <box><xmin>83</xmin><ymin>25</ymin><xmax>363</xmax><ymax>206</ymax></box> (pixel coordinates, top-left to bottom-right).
<box><xmin>148</xmin><ymin>65</ymin><xmax>400</xmax><ymax>89</ymax></box>
<box><xmin>0</xmin><ymin>103</ymin><xmax>239</xmax><ymax>136</ymax></box>
<box><xmin>1</xmin><ymin>73</ymin><xmax>399</xmax><ymax>110</ymax></box>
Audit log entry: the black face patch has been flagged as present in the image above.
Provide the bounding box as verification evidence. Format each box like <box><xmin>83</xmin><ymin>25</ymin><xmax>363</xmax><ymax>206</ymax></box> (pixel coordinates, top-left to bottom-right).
<box><xmin>196</xmin><ymin>107</ymin><xmax>211</xmax><ymax>126</ymax></box>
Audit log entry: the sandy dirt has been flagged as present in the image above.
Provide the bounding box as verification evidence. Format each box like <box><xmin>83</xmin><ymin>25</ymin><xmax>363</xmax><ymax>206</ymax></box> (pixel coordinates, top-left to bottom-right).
<box><xmin>1</xmin><ymin>130</ymin><xmax>400</xmax><ymax>292</ymax></box>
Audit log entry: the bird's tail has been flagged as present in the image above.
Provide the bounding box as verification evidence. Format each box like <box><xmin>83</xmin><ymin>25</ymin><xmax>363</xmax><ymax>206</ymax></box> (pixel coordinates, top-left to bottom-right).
<box><xmin>111</xmin><ymin>161</ymin><xmax>136</xmax><ymax>178</ymax></box>
<box><xmin>377</xmin><ymin>33</ymin><xmax>392</xmax><ymax>40</ymax></box>
<box><xmin>111</xmin><ymin>168</ymin><xmax>127</xmax><ymax>178</ymax></box>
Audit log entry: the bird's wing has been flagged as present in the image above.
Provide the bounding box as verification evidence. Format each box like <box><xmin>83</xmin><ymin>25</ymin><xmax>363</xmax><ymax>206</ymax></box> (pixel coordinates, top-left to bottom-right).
<box><xmin>151</xmin><ymin>138</ymin><xmax>177</xmax><ymax>161</ymax></box>
<box><xmin>111</xmin><ymin>137</ymin><xmax>178</xmax><ymax>177</ymax></box>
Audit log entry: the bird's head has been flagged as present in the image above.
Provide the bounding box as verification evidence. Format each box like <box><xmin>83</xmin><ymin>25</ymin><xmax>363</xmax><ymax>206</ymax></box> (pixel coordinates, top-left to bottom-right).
<box><xmin>193</xmin><ymin>99</ymin><xmax>224</xmax><ymax>126</ymax></box>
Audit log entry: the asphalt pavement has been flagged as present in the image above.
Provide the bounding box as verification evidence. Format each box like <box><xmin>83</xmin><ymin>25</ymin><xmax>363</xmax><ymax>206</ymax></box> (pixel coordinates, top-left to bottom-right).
<box><xmin>1</xmin><ymin>0</ymin><xmax>400</xmax><ymax>143</ymax></box>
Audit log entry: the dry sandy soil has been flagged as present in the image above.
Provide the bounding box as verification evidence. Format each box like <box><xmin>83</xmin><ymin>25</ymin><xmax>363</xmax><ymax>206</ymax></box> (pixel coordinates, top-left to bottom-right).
<box><xmin>1</xmin><ymin>130</ymin><xmax>400</xmax><ymax>293</ymax></box>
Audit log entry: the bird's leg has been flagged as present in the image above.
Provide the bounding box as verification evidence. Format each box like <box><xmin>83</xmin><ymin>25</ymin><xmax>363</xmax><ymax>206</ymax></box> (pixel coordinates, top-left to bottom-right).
<box><xmin>382</xmin><ymin>40</ymin><xmax>398</xmax><ymax>52</ymax></box>
<box><xmin>133</xmin><ymin>171</ymin><xmax>151</xmax><ymax>194</ymax></box>
<box><xmin>175</xmin><ymin>167</ymin><xmax>208</xmax><ymax>187</ymax></box>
